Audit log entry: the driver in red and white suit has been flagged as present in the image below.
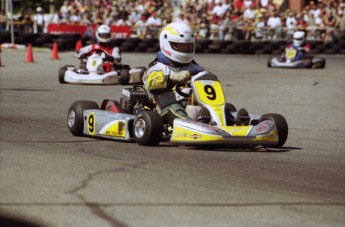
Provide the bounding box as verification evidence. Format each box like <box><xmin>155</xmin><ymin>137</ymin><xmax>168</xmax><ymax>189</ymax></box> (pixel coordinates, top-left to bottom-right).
<box><xmin>76</xmin><ymin>24</ymin><xmax>122</xmax><ymax>69</ymax></box>
<box><xmin>143</xmin><ymin>22</ymin><xmax>205</xmax><ymax>127</ymax></box>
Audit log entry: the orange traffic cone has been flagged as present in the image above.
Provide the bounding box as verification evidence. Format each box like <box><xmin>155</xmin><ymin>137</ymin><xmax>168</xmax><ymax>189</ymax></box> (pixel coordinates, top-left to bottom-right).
<box><xmin>24</xmin><ymin>44</ymin><xmax>35</xmax><ymax>63</ymax></box>
<box><xmin>51</xmin><ymin>42</ymin><xmax>60</xmax><ymax>60</ymax></box>
<box><xmin>75</xmin><ymin>39</ymin><xmax>82</xmax><ymax>52</ymax></box>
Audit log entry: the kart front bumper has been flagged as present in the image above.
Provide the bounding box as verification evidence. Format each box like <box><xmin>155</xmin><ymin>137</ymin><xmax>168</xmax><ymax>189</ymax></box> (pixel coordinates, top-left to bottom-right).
<box><xmin>270</xmin><ymin>57</ymin><xmax>307</xmax><ymax>68</ymax></box>
<box><xmin>170</xmin><ymin>118</ymin><xmax>279</xmax><ymax>146</ymax></box>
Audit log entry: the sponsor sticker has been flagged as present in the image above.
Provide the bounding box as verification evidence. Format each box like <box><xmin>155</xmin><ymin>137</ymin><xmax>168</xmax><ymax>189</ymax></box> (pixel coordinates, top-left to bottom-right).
<box><xmin>189</xmin><ymin>134</ymin><xmax>201</xmax><ymax>139</ymax></box>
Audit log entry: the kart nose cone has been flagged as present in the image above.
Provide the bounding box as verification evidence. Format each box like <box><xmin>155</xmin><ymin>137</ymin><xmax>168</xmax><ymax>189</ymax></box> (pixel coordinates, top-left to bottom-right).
<box><xmin>134</xmin><ymin>118</ymin><xmax>146</xmax><ymax>138</ymax></box>
<box><xmin>68</xmin><ymin>110</ymin><xmax>76</xmax><ymax>128</ymax></box>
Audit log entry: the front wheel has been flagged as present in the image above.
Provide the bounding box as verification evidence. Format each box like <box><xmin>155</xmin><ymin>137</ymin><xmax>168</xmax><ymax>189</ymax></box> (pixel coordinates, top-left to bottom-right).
<box><xmin>67</xmin><ymin>101</ymin><xmax>99</xmax><ymax>136</ymax></box>
<box><xmin>267</xmin><ymin>57</ymin><xmax>273</xmax><ymax>68</ymax></box>
<box><xmin>259</xmin><ymin>113</ymin><xmax>288</xmax><ymax>148</ymax></box>
<box><xmin>225</xmin><ymin>103</ymin><xmax>237</xmax><ymax>126</ymax></box>
<box><xmin>59</xmin><ymin>65</ymin><xmax>75</xmax><ymax>84</ymax></box>
<box><xmin>133</xmin><ymin>111</ymin><xmax>163</xmax><ymax>146</ymax></box>
<box><xmin>119</xmin><ymin>68</ymin><xmax>130</xmax><ymax>84</ymax></box>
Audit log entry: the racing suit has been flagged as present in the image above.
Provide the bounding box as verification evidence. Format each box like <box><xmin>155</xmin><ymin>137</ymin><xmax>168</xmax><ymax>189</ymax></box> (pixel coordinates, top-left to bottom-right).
<box><xmin>143</xmin><ymin>51</ymin><xmax>204</xmax><ymax>126</ymax></box>
<box><xmin>280</xmin><ymin>43</ymin><xmax>311</xmax><ymax>62</ymax></box>
<box><xmin>76</xmin><ymin>43</ymin><xmax>122</xmax><ymax>68</ymax></box>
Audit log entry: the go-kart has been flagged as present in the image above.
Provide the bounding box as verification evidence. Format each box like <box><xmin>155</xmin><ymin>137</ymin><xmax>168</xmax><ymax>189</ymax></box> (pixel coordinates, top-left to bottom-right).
<box><xmin>268</xmin><ymin>47</ymin><xmax>326</xmax><ymax>69</ymax></box>
<box><xmin>67</xmin><ymin>71</ymin><xmax>288</xmax><ymax>147</ymax></box>
<box><xmin>59</xmin><ymin>47</ymin><xmax>146</xmax><ymax>85</ymax></box>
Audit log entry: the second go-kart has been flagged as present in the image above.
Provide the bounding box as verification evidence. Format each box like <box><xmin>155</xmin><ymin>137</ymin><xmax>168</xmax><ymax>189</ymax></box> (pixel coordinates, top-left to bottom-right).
<box><xmin>268</xmin><ymin>47</ymin><xmax>326</xmax><ymax>69</ymax></box>
<box><xmin>67</xmin><ymin>71</ymin><xmax>288</xmax><ymax>148</ymax></box>
<box><xmin>59</xmin><ymin>46</ymin><xmax>146</xmax><ymax>85</ymax></box>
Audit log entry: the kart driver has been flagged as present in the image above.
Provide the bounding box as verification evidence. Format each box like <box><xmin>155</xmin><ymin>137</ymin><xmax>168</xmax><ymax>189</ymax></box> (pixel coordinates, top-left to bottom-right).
<box><xmin>280</xmin><ymin>31</ymin><xmax>311</xmax><ymax>61</ymax></box>
<box><xmin>75</xmin><ymin>24</ymin><xmax>122</xmax><ymax>69</ymax></box>
<box><xmin>142</xmin><ymin>22</ymin><xmax>206</xmax><ymax>127</ymax></box>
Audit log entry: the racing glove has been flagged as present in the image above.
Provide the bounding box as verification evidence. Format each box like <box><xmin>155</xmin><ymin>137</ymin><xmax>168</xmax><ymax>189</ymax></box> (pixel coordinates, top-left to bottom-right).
<box><xmin>169</xmin><ymin>70</ymin><xmax>191</xmax><ymax>84</ymax></box>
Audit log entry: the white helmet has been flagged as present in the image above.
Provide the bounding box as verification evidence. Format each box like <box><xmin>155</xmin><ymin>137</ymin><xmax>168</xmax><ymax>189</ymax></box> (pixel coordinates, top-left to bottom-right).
<box><xmin>293</xmin><ymin>31</ymin><xmax>305</xmax><ymax>47</ymax></box>
<box><xmin>96</xmin><ymin>25</ymin><xmax>112</xmax><ymax>43</ymax></box>
<box><xmin>159</xmin><ymin>22</ymin><xmax>195</xmax><ymax>64</ymax></box>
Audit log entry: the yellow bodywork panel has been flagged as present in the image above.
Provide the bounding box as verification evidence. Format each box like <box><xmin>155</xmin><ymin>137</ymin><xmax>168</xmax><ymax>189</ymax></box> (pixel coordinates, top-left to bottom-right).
<box><xmin>220</xmin><ymin>126</ymin><xmax>252</xmax><ymax>136</ymax></box>
<box><xmin>172</xmin><ymin>125</ymin><xmax>223</xmax><ymax>142</ymax></box>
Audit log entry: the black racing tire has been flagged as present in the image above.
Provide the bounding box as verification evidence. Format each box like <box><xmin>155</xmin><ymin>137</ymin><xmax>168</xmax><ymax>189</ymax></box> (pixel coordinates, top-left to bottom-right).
<box><xmin>135</xmin><ymin>66</ymin><xmax>147</xmax><ymax>71</ymax></box>
<box><xmin>312</xmin><ymin>58</ymin><xmax>326</xmax><ymax>69</ymax></box>
<box><xmin>304</xmin><ymin>57</ymin><xmax>313</xmax><ymax>69</ymax></box>
<box><xmin>267</xmin><ymin>57</ymin><xmax>273</xmax><ymax>68</ymax></box>
<box><xmin>225</xmin><ymin>103</ymin><xmax>236</xmax><ymax>112</ymax></box>
<box><xmin>133</xmin><ymin>111</ymin><xmax>163</xmax><ymax>146</ymax></box>
<box><xmin>59</xmin><ymin>65</ymin><xmax>75</xmax><ymax>84</ymax></box>
<box><xmin>225</xmin><ymin>103</ymin><xmax>237</xmax><ymax>126</ymax></box>
<box><xmin>119</xmin><ymin>68</ymin><xmax>130</xmax><ymax>84</ymax></box>
<box><xmin>259</xmin><ymin>113</ymin><xmax>288</xmax><ymax>148</ymax></box>
<box><xmin>67</xmin><ymin>101</ymin><xmax>99</xmax><ymax>136</ymax></box>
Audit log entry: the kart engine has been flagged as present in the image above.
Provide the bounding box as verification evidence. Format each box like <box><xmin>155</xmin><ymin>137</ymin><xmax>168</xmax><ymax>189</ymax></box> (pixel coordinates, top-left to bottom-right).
<box><xmin>120</xmin><ymin>86</ymin><xmax>149</xmax><ymax>113</ymax></box>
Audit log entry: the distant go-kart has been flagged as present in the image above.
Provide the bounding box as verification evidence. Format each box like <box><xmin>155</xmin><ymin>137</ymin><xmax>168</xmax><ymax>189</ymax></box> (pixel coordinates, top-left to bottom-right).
<box><xmin>67</xmin><ymin>71</ymin><xmax>288</xmax><ymax>148</ymax></box>
<box><xmin>59</xmin><ymin>46</ymin><xmax>145</xmax><ymax>85</ymax></box>
<box><xmin>268</xmin><ymin>47</ymin><xmax>326</xmax><ymax>69</ymax></box>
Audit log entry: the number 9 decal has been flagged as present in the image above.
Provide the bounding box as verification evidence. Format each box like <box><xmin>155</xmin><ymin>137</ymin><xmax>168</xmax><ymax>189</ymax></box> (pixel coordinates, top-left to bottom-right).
<box><xmin>204</xmin><ymin>85</ymin><xmax>216</xmax><ymax>100</ymax></box>
<box><xmin>87</xmin><ymin>113</ymin><xmax>95</xmax><ymax>135</ymax></box>
<box><xmin>195</xmin><ymin>81</ymin><xmax>225</xmax><ymax>106</ymax></box>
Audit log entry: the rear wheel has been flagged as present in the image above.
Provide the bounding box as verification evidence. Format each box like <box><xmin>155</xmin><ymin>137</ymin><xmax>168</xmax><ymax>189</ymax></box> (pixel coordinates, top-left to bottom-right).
<box><xmin>259</xmin><ymin>113</ymin><xmax>288</xmax><ymax>148</ymax></box>
<box><xmin>312</xmin><ymin>57</ymin><xmax>326</xmax><ymax>69</ymax></box>
<box><xmin>133</xmin><ymin>111</ymin><xmax>163</xmax><ymax>146</ymax></box>
<box><xmin>67</xmin><ymin>101</ymin><xmax>99</xmax><ymax>136</ymax></box>
<box><xmin>119</xmin><ymin>68</ymin><xmax>130</xmax><ymax>84</ymax></box>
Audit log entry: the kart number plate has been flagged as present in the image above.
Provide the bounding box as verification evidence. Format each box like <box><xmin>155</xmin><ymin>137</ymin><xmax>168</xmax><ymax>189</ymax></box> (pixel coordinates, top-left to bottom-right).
<box><xmin>92</xmin><ymin>60</ymin><xmax>98</xmax><ymax>67</ymax></box>
<box><xmin>87</xmin><ymin>113</ymin><xmax>96</xmax><ymax>135</ymax></box>
<box><xmin>194</xmin><ymin>80</ymin><xmax>225</xmax><ymax>106</ymax></box>
<box><xmin>285</xmin><ymin>49</ymin><xmax>297</xmax><ymax>59</ymax></box>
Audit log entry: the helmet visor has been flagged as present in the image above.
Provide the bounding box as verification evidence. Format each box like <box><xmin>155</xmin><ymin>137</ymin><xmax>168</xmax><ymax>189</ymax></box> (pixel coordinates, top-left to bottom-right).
<box><xmin>294</xmin><ymin>37</ymin><xmax>303</xmax><ymax>41</ymax></box>
<box><xmin>170</xmin><ymin>41</ymin><xmax>195</xmax><ymax>53</ymax></box>
<box><xmin>99</xmin><ymin>33</ymin><xmax>111</xmax><ymax>39</ymax></box>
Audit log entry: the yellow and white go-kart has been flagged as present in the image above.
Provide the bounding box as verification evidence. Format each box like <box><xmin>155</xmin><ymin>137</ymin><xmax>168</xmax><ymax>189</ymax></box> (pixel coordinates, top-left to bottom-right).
<box><xmin>67</xmin><ymin>71</ymin><xmax>288</xmax><ymax>147</ymax></box>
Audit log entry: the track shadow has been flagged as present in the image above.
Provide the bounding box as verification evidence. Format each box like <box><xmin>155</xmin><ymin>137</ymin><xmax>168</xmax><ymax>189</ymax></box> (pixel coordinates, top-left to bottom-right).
<box><xmin>0</xmin><ymin>212</ymin><xmax>48</xmax><ymax>227</ymax></box>
<box><xmin>183</xmin><ymin>145</ymin><xmax>302</xmax><ymax>153</ymax></box>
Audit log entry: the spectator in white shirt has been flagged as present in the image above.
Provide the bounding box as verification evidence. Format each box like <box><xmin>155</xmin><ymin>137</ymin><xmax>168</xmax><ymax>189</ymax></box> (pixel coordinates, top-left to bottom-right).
<box><xmin>69</xmin><ymin>9</ymin><xmax>81</xmax><ymax>24</ymax></box>
<box><xmin>212</xmin><ymin>0</ymin><xmax>229</xmax><ymax>17</ymax></box>
<box><xmin>285</xmin><ymin>11</ymin><xmax>297</xmax><ymax>38</ymax></box>
<box><xmin>243</xmin><ymin>4</ymin><xmax>256</xmax><ymax>20</ymax></box>
<box><xmin>267</xmin><ymin>11</ymin><xmax>282</xmax><ymax>39</ymax></box>
<box><xmin>146</xmin><ymin>12</ymin><xmax>162</xmax><ymax>38</ymax></box>
<box><xmin>33</xmin><ymin>7</ymin><xmax>45</xmax><ymax>33</ymax></box>
<box><xmin>174</xmin><ymin>13</ymin><xmax>189</xmax><ymax>24</ymax></box>
<box><xmin>60</xmin><ymin>1</ymin><xmax>70</xmax><ymax>21</ymax></box>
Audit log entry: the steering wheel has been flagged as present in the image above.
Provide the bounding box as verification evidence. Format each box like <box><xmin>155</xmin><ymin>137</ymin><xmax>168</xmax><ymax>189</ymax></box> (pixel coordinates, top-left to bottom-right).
<box><xmin>175</xmin><ymin>82</ymin><xmax>192</xmax><ymax>98</ymax></box>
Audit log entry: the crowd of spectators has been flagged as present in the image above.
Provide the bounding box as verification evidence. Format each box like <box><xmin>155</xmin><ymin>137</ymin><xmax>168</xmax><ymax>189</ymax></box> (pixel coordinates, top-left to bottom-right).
<box><xmin>1</xmin><ymin>0</ymin><xmax>345</xmax><ymax>42</ymax></box>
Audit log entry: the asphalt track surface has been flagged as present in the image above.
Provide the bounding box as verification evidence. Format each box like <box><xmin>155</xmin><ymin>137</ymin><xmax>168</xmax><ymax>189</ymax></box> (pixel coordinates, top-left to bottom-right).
<box><xmin>0</xmin><ymin>49</ymin><xmax>344</xmax><ymax>227</ymax></box>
